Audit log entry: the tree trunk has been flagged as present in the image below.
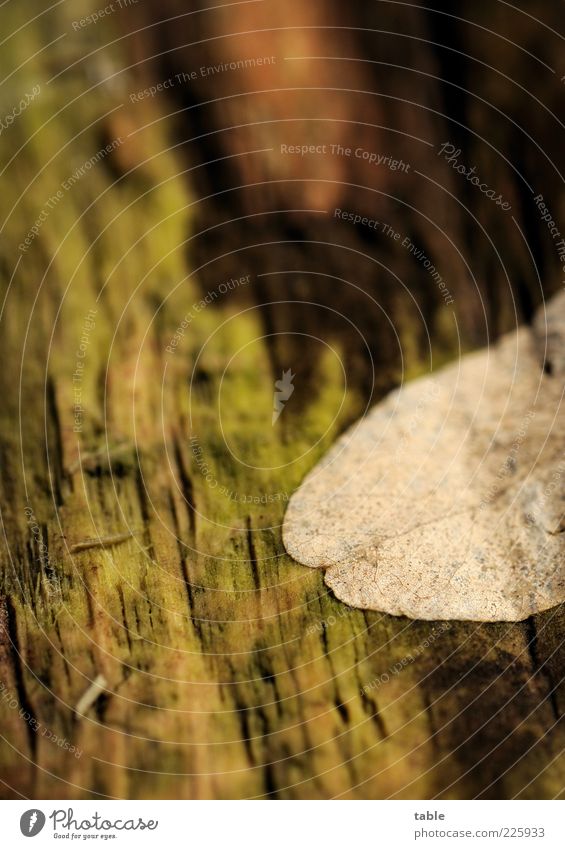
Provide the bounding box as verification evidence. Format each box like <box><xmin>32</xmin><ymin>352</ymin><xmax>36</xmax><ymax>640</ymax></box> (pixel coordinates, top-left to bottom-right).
<box><xmin>1</xmin><ymin>0</ymin><xmax>564</xmax><ymax>799</ymax></box>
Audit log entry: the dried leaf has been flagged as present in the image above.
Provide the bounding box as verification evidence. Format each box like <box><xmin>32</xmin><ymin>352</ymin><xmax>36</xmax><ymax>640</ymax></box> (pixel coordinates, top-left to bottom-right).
<box><xmin>283</xmin><ymin>293</ymin><xmax>565</xmax><ymax>621</ymax></box>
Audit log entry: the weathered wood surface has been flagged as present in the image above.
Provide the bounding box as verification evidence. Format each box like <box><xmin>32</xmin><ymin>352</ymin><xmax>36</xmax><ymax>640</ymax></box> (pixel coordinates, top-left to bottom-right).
<box><xmin>0</xmin><ymin>0</ymin><xmax>564</xmax><ymax>799</ymax></box>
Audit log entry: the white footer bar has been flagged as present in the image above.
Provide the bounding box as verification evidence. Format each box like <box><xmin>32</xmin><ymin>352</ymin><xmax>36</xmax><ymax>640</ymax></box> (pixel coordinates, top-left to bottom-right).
<box><xmin>1</xmin><ymin>800</ymin><xmax>562</xmax><ymax>848</ymax></box>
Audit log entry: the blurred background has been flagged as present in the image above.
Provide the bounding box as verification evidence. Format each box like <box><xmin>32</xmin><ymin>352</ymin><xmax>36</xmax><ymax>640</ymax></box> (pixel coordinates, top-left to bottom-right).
<box><xmin>129</xmin><ymin>0</ymin><xmax>564</xmax><ymax>403</ymax></box>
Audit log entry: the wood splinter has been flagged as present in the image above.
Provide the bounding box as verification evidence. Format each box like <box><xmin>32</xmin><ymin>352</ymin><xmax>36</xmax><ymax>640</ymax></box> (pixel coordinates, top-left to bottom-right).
<box><xmin>74</xmin><ymin>674</ymin><xmax>108</xmax><ymax>718</ymax></box>
<box><xmin>67</xmin><ymin>443</ymin><xmax>134</xmax><ymax>475</ymax></box>
<box><xmin>69</xmin><ymin>532</ymin><xmax>134</xmax><ymax>554</ymax></box>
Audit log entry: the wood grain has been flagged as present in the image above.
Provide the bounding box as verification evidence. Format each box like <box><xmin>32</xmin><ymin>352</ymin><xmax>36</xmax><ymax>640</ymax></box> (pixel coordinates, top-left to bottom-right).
<box><xmin>0</xmin><ymin>0</ymin><xmax>564</xmax><ymax>800</ymax></box>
